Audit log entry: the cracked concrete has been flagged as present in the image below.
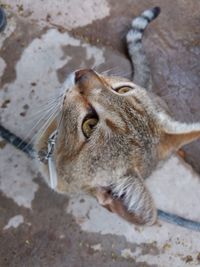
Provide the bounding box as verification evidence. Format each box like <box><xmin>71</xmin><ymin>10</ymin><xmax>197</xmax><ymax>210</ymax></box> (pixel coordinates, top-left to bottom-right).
<box><xmin>0</xmin><ymin>1</ymin><xmax>200</xmax><ymax>267</ymax></box>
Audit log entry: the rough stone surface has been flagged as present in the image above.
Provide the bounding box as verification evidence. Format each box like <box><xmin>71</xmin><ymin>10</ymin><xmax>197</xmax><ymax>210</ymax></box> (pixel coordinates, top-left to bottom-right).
<box><xmin>0</xmin><ymin>1</ymin><xmax>200</xmax><ymax>267</ymax></box>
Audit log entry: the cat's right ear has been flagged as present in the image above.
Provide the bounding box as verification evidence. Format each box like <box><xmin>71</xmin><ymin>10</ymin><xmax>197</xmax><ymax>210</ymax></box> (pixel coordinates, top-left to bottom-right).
<box><xmin>157</xmin><ymin>113</ymin><xmax>200</xmax><ymax>159</ymax></box>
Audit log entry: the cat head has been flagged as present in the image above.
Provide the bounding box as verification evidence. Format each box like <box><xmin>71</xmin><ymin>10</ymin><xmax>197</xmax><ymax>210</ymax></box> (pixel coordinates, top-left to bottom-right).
<box><xmin>36</xmin><ymin>69</ymin><xmax>200</xmax><ymax>225</ymax></box>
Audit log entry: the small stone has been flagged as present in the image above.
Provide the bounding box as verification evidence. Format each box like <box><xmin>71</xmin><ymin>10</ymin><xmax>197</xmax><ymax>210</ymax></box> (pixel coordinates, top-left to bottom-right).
<box><xmin>31</xmin><ymin>82</ymin><xmax>37</xmax><ymax>86</ymax></box>
<box><xmin>17</xmin><ymin>4</ymin><xmax>24</xmax><ymax>12</ymax></box>
<box><xmin>20</xmin><ymin>111</ymin><xmax>26</xmax><ymax>117</ymax></box>
<box><xmin>46</xmin><ymin>14</ymin><xmax>51</xmax><ymax>22</ymax></box>
<box><xmin>197</xmin><ymin>252</ymin><xmax>200</xmax><ymax>261</ymax></box>
<box><xmin>163</xmin><ymin>243</ymin><xmax>171</xmax><ymax>251</ymax></box>
<box><xmin>1</xmin><ymin>99</ymin><xmax>10</xmax><ymax>108</ymax></box>
<box><xmin>0</xmin><ymin>140</ymin><xmax>6</xmax><ymax>149</ymax></box>
<box><xmin>183</xmin><ymin>255</ymin><xmax>193</xmax><ymax>263</ymax></box>
<box><xmin>23</xmin><ymin>104</ymin><xmax>29</xmax><ymax>110</ymax></box>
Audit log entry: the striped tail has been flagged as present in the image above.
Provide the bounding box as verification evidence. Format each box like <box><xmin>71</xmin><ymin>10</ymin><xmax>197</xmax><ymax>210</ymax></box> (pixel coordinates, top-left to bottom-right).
<box><xmin>126</xmin><ymin>7</ymin><xmax>160</xmax><ymax>90</ymax></box>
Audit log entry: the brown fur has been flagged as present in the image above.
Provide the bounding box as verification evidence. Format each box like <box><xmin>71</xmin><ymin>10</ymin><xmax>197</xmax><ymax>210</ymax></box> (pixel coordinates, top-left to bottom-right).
<box><xmin>35</xmin><ymin>69</ymin><xmax>200</xmax><ymax>225</ymax></box>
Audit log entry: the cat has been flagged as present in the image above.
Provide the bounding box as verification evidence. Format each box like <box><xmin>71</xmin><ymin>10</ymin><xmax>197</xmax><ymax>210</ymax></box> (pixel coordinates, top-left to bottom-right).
<box><xmin>35</xmin><ymin>7</ymin><xmax>200</xmax><ymax>226</ymax></box>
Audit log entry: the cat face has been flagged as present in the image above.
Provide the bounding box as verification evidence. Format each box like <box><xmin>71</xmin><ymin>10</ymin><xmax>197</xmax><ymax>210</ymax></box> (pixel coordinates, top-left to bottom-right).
<box><xmin>36</xmin><ymin>69</ymin><xmax>200</xmax><ymax>225</ymax></box>
<box><xmin>52</xmin><ymin>69</ymin><xmax>160</xmax><ymax>189</ymax></box>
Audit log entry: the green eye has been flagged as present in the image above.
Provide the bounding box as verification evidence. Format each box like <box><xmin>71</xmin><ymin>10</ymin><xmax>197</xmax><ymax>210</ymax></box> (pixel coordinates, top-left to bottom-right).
<box><xmin>116</xmin><ymin>87</ymin><xmax>132</xmax><ymax>94</ymax></box>
<box><xmin>82</xmin><ymin>117</ymin><xmax>98</xmax><ymax>138</ymax></box>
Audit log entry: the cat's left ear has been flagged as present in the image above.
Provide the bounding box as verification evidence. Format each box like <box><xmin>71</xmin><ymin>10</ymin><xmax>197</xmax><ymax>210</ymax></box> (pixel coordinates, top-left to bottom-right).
<box><xmin>94</xmin><ymin>175</ymin><xmax>157</xmax><ymax>226</ymax></box>
<box><xmin>158</xmin><ymin>113</ymin><xmax>200</xmax><ymax>159</ymax></box>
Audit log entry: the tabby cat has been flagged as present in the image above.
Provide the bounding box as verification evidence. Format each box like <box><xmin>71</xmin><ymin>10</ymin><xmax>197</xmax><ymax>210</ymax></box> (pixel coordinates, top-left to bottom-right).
<box><xmin>35</xmin><ymin>7</ymin><xmax>200</xmax><ymax>225</ymax></box>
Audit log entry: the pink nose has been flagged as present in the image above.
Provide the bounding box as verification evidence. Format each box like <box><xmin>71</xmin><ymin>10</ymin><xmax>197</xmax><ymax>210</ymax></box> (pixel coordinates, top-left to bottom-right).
<box><xmin>75</xmin><ymin>69</ymin><xmax>93</xmax><ymax>83</ymax></box>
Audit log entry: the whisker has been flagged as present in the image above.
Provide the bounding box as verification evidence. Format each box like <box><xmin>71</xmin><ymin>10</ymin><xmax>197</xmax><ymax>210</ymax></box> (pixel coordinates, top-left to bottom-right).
<box><xmin>34</xmin><ymin>106</ymin><xmax>61</xmax><ymax>144</ymax></box>
<box><xmin>111</xmin><ymin>69</ymin><xmax>133</xmax><ymax>78</ymax></box>
<box><xmin>28</xmin><ymin>99</ymin><xmax>63</xmax><ymax>120</ymax></box>
<box><xmin>26</xmin><ymin>93</ymin><xmax>64</xmax><ymax>123</ymax></box>
<box><xmin>101</xmin><ymin>66</ymin><xmax>121</xmax><ymax>75</ymax></box>
<box><xmin>39</xmin><ymin>102</ymin><xmax>63</xmax><ymax>133</ymax></box>
<box><xmin>32</xmin><ymin>107</ymin><xmax>58</xmax><ymax>137</ymax></box>
<box><xmin>19</xmin><ymin>104</ymin><xmax>60</xmax><ymax>146</ymax></box>
<box><xmin>18</xmin><ymin>87</ymin><xmax>65</xmax><ymax>154</ymax></box>
<box><xmin>21</xmin><ymin>105</ymin><xmax>61</xmax><ymax>153</ymax></box>
<box><xmin>57</xmin><ymin>110</ymin><xmax>64</xmax><ymax>130</ymax></box>
<box><xmin>40</xmin><ymin>92</ymin><xmax>63</xmax><ymax>101</ymax></box>
<box><xmin>35</xmin><ymin>95</ymin><xmax>63</xmax><ymax>108</ymax></box>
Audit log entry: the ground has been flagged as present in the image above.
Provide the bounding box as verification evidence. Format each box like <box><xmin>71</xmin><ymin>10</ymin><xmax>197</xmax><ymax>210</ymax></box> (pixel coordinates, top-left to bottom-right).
<box><xmin>0</xmin><ymin>1</ymin><xmax>200</xmax><ymax>267</ymax></box>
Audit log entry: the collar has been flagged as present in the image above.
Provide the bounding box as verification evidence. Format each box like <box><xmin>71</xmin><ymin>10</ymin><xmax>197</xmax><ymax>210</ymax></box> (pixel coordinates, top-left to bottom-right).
<box><xmin>46</xmin><ymin>130</ymin><xmax>58</xmax><ymax>189</ymax></box>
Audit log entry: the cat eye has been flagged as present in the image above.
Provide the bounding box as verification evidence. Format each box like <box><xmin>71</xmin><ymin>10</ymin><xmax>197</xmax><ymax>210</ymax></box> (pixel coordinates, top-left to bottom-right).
<box><xmin>82</xmin><ymin>117</ymin><xmax>98</xmax><ymax>138</ymax></box>
<box><xmin>115</xmin><ymin>86</ymin><xmax>133</xmax><ymax>94</ymax></box>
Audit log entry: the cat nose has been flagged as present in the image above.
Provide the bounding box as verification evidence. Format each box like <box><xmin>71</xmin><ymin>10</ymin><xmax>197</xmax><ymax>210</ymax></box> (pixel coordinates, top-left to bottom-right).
<box><xmin>74</xmin><ymin>69</ymin><xmax>102</xmax><ymax>95</ymax></box>
<box><xmin>75</xmin><ymin>69</ymin><xmax>93</xmax><ymax>84</ymax></box>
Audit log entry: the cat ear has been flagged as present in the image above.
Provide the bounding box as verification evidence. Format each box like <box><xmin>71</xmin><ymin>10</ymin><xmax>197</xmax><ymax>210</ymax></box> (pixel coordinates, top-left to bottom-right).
<box><xmin>158</xmin><ymin>113</ymin><xmax>200</xmax><ymax>159</ymax></box>
<box><xmin>94</xmin><ymin>176</ymin><xmax>156</xmax><ymax>225</ymax></box>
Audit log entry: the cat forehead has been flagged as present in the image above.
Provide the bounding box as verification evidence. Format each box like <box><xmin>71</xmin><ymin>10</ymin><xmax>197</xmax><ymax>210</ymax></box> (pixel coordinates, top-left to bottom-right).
<box><xmin>61</xmin><ymin>71</ymin><xmax>138</xmax><ymax>97</ymax></box>
<box><xmin>60</xmin><ymin>70</ymin><xmax>150</xmax><ymax>127</ymax></box>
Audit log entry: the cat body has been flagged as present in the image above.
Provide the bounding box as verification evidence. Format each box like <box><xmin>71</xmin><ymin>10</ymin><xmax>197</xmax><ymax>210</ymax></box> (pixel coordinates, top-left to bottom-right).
<box><xmin>35</xmin><ymin>8</ymin><xmax>200</xmax><ymax>225</ymax></box>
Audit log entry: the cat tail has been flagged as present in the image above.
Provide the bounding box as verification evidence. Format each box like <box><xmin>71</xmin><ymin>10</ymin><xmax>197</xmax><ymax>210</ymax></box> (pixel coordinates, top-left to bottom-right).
<box><xmin>126</xmin><ymin>7</ymin><xmax>160</xmax><ymax>90</ymax></box>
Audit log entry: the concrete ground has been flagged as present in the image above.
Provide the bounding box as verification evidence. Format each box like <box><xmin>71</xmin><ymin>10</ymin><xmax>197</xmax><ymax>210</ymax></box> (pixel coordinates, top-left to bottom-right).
<box><xmin>0</xmin><ymin>1</ymin><xmax>200</xmax><ymax>266</ymax></box>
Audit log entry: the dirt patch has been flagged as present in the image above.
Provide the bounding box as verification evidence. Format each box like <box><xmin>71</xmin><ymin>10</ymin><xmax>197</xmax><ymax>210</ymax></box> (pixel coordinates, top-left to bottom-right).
<box><xmin>0</xmin><ymin>178</ymin><xmax>160</xmax><ymax>267</ymax></box>
<box><xmin>0</xmin><ymin>13</ymin><xmax>46</xmax><ymax>88</ymax></box>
